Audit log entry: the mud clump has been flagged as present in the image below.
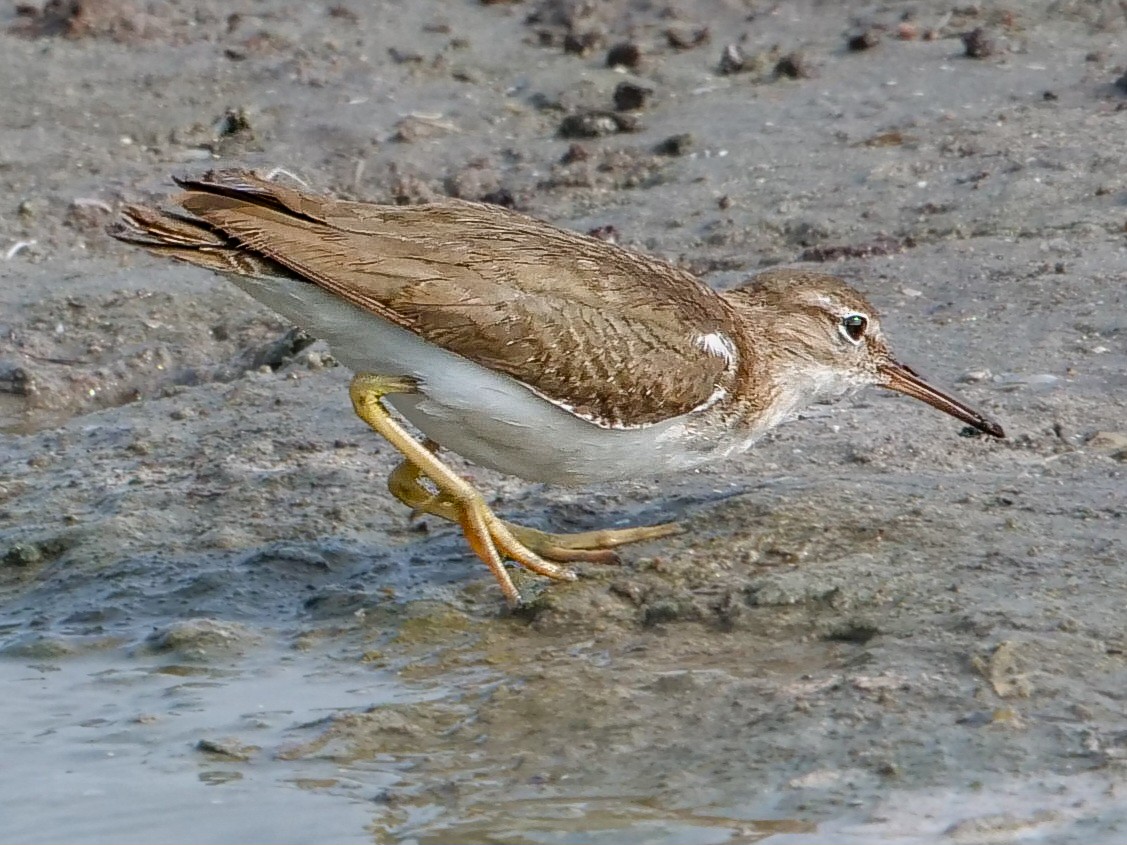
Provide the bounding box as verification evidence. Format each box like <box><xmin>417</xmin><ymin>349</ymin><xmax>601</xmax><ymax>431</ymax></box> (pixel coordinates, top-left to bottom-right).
<box><xmin>846</xmin><ymin>28</ymin><xmax>881</xmax><ymax>51</ymax></box>
<box><xmin>613</xmin><ymin>81</ymin><xmax>651</xmax><ymax>112</ymax></box>
<box><xmin>141</xmin><ymin>619</ymin><xmax>262</xmax><ymax>659</ymax></box>
<box><xmin>10</xmin><ymin>0</ymin><xmax>166</xmax><ymax>42</ymax></box>
<box><xmin>558</xmin><ymin>111</ymin><xmax>640</xmax><ymax>139</ymax></box>
<box><xmin>962</xmin><ymin>27</ymin><xmax>998</xmax><ymax>59</ymax></box>
<box><xmin>605</xmin><ymin>41</ymin><xmax>641</xmax><ymax>70</ymax></box>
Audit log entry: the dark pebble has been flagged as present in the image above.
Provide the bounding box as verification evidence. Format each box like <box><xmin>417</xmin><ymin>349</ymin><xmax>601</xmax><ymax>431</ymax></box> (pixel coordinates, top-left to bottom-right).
<box><xmin>800</xmin><ymin>236</ymin><xmax>908</xmax><ymax>262</ymax></box>
<box><xmin>388</xmin><ymin>47</ymin><xmax>424</xmax><ymax>65</ymax></box>
<box><xmin>528</xmin><ymin>92</ymin><xmax>565</xmax><ymax>112</ymax></box>
<box><xmin>563</xmin><ymin>30</ymin><xmax>601</xmax><ymax>56</ymax></box>
<box><xmin>642</xmin><ymin>597</ymin><xmax>699</xmax><ymax>627</ymax></box>
<box><xmin>666</xmin><ymin>26</ymin><xmax>709</xmax><ymax>50</ymax></box>
<box><xmin>606</xmin><ymin>42</ymin><xmax>641</xmax><ymax>69</ymax></box>
<box><xmin>250</xmin><ymin>327</ymin><xmax>316</xmax><ymax>371</ymax></box>
<box><xmin>613</xmin><ymin>81</ymin><xmax>651</xmax><ymax>111</ymax></box>
<box><xmin>718</xmin><ymin>43</ymin><xmax>744</xmax><ymax>75</ymax></box>
<box><xmin>847</xmin><ymin>29</ymin><xmax>880</xmax><ymax>51</ymax></box>
<box><xmin>961</xmin><ymin>28</ymin><xmax>997</xmax><ymax>59</ymax></box>
<box><xmin>586</xmin><ymin>225</ymin><xmax>619</xmax><ymax>243</ymax></box>
<box><xmin>327</xmin><ymin>6</ymin><xmax>358</xmax><ymax>23</ymax></box>
<box><xmin>775</xmin><ymin>51</ymin><xmax>812</xmax><ymax>79</ymax></box>
<box><xmin>0</xmin><ymin>365</ymin><xmax>34</xmax><ymax>397</ymax></box>
<box><xmin>4</xmin><ymin>543</ymin><xmax>43</xmax><ymax>567</ymax></box>
<box><xmin>480</xmin><ymin>188</ymin><xmax>516</xmax><ymax>208</ymax></box>
<box><xmin>560</xmin><ymin>143</ymin><xmax>589</xmax><ymax>164</ymax></box>
<box><xmin>214</xmin><ymin>108</ymin><xmax>252</xmax><ymax>138</ymax></box>
<box><xmin>558</xmin><ymin>111</ymin><xmax>639</xmax><ymax>139</ymax></box>
<box><xmin>654</xmin><ymin>133</ymin><xmax>693</xmax><ymax>156</ymax></box>
<box><xmin>822</xmin><ymin>621</ymin><xmax>880</xmax><ymax>644</ymax></box>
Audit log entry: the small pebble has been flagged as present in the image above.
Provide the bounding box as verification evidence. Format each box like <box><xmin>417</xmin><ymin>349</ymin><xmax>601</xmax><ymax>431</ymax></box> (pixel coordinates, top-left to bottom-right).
<box><xmin>665</xmin><ymin>26</ymin><xmax>709</xmax><ymax>51</ymax></box>
<box><xmin>961</xmin><ymin>28</ymin><xmax>997</xmax><ymax>59</ymax></box>
<box><xmin>612</xmin><ymin>81</ymin><xmax>651</xmax><ymax>111</ymax></box>
<box><xmin>718</xmin><ymin>44</ymin><xmax>744</xmax><ymax>75</ymax></box>
<box><xmin>563</xmin><ymin>31</ymin><xmax>601</xmax><ymax>56</ymax></box>
<box><xmin>196</xmin><ymin>738</ymin><xmax>259</xmax><ymax>761</ymax></box>
<box><xmin>4</xmin><ymin>543</ymin><xmax>43</xmax><ymax>567</ymax></box>
<box><xmin>654</xmin><ymin>133</ymin><xmax>693</xmax><ymax>156</ymax></box>
<box><xmin>774</xmin><ymin>52</ymin><xmax>812</xmax><ymax>80</ymax></box>
<box><xmin>480</xmin><ymin>188</ymin><xmax>516</xmax><ymax>208</ymax></box>
<box><xmin>560</xmin><ymin>143</ymin><xmax>589</xmax><ymax>164</ymax></box>
<box><xmin>558</xmin><ymin>111</ymin><xmax>638</xmax><ymax>138</ymax></box>
<box><xmin>847</xmin><ymin>29</ymin><xmax>880</xmax><ymax>51</ymax></box>
<box><xmin>606</xmin><ymin>42</ymin><xmax>641</xmax><ymax>69</ymax></box>
<box><xmin>586</xmin><ymin>225</ymin><xmax>618</xmax><ymax>244</ymax></box>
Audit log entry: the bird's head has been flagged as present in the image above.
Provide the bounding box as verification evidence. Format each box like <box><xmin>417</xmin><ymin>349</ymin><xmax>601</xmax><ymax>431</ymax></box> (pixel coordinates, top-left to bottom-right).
<box><xmin>728</xmin><ymin>269</ymin><xmax>1004</xmax><ymax>438</ymax></box>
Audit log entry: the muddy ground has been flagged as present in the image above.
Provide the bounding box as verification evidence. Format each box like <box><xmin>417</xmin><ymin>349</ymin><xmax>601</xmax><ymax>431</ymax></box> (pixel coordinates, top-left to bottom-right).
<box><xmin>1</xmin><ymin>0</ymin><xmax>1126</xmax><ymax>842</ymax></box>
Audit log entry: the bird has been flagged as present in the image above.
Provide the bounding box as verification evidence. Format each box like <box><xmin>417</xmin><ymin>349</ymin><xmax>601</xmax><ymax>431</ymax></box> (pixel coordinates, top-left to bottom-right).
<box><xmin>109</xmin><ymin>169</ymin><xmax>1004</xmax><ymax>605</ymax></box>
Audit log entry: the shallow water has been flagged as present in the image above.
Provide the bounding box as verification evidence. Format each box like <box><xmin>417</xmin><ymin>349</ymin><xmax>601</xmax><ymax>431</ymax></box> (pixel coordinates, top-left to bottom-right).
<box><xmin>1</xmin><ymin>643</ymin><xmax>822</xmax><ymax>844</ymax></box>
<box><xmin>0</xmin><ymin>648</ymin><xmax>436</xmax><ymax>845</ymax></box>
<box><xmin>6</xmin><ymin>640</ymin><xmax>1119</xmax><ymax>844</ymax></box>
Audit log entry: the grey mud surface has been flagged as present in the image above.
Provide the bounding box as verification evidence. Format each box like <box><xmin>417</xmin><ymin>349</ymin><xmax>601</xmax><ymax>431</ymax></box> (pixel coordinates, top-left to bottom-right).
<box><xmin>2</xmin><ymin>1</ymin><xmax>1126</xmax><ymax>842</ymax></box>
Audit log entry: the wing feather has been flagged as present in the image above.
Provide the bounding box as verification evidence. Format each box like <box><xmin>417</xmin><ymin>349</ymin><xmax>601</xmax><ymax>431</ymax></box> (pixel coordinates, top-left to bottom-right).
<box><xmin>123</xmin><ymin>170</ymin><xmax>742</xmax><ymax>427</ymax></box>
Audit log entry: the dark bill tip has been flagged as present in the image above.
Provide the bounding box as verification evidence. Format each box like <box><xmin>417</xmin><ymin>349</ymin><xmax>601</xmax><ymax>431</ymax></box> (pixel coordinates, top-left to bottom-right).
<box><xmin>880</xmin><ymin>361</ymin><xmax>1005</xmax><ymax>439</ymax></box>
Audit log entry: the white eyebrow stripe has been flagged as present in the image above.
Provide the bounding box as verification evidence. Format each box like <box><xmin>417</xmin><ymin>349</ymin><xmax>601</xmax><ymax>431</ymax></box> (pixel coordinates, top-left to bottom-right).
<box><xmin>694</xmin><ymin>331</ymin><xmax>738</xmax><ymax>368</ymax></box>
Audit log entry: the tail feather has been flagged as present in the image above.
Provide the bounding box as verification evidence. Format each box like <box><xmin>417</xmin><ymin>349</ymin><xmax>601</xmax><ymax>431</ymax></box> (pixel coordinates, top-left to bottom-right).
<box><xmin>108</xmin><ymin>197</ymin><xmax>287</xmax><ymax>279</ymax></box>
<box><xmin>110</xmin><ymin>203</ymin><xmax>226</xmax><ymax>248</ymax></box>
<box><xmin>172</xmin><ymin>169</ymin><xmax>327</xmax><ymax>224</ymax></box>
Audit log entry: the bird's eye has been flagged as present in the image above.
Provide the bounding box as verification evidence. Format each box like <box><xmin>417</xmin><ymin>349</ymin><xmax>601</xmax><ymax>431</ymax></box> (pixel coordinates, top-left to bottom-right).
<box><xmin>840</xmin><ymin>313</ymin><xmax>868</xmax><ymax>344</ymax></box>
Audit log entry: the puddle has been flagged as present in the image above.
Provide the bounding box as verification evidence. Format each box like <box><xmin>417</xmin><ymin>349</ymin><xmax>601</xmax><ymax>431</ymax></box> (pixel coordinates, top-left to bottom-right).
<box><xmin>0</xmin><ymin>648</ymin><xmax>437</xmax><ymax>845</ymax></box>
<box><xmin>3</xmin><ymin>638</ymin><xmax>1120</xmax><ymax>845</ymax></box>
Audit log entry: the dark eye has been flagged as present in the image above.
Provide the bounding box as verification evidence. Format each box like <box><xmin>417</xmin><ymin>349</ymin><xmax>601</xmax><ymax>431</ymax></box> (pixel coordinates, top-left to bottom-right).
<box><xmin>840</xmin><ymin>313</ymin><xmax>868</xmax><ymax>343</ymax></box>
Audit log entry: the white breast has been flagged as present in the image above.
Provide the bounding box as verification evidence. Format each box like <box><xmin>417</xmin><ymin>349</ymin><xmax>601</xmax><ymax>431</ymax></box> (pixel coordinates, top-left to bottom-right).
<box><xmin>228</xmin><ymin>274</ymin><xmax>740</xmax><ymax>485</ymax></box>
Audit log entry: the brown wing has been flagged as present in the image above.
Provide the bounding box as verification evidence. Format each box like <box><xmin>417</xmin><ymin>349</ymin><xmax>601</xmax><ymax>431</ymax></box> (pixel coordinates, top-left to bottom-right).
<box><xmin>112</xmin><ymin>169</ymin><xmax>740</xmax><ymax>428</ymax></box>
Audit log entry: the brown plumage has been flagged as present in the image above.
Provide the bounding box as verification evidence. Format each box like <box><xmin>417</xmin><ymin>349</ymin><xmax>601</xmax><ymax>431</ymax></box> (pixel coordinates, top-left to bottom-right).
<box><xmin>112</xmin><ymin>170</ymin><xmax>739</xmax><ymax>429</ymax></box>
<box><xmin>108</xmin><ymin>170</ymin><xmax>1003</xmax><ymax>605</ymax></box>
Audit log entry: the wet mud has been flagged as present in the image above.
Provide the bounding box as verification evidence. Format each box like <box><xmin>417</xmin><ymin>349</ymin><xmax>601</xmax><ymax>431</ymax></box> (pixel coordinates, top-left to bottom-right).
<box><xmin>2</xmin><ymin>1</ymin><xmax>1126</xmax><ymax>841</ymax></box>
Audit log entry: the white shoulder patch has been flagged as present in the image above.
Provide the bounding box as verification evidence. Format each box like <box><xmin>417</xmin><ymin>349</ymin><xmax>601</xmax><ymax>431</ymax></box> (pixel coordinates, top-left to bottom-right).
<box><xmin>694</xmin><ymin>331</ymin><xmax>738</xmax><ymax>368</ymax></box>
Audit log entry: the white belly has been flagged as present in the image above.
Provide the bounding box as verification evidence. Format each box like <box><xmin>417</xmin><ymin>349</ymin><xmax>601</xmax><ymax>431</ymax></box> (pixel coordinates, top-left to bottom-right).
<box><xmin>229</xmin><ymin>274</ymin><xmax>745</xmax><ymax>485</ymax></box>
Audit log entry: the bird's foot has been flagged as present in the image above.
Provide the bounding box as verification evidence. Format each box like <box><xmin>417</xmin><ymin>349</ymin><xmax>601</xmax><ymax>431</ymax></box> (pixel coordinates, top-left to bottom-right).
<box><xmin>387</xmin><ymin>442</ymin><xmax>680</xmax><ymax>566</ymax></box>
<box><xmin>352</xmin><ymin>373</ymin><xmax>574</xmax><ymax>606</ymax></box>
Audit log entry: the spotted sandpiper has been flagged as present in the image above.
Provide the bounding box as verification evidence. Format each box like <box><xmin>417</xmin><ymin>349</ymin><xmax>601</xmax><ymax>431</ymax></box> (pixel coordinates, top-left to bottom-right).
<box><xmin>110</xmin><ymin>170</ymin><xmax>1004</xmax><ymax>605</ymax></box>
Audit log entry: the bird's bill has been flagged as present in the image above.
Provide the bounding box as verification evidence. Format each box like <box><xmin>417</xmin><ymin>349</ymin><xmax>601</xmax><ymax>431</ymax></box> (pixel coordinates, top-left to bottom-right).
<box><xmin>879</xmin><ymin>361</ymin><xmax>1005</xmax><ymax>438</ymax></box>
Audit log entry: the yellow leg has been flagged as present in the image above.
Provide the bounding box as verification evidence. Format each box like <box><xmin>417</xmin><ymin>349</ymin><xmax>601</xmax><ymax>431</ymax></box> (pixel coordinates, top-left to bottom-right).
<box><xmin>350</xmin><ymin>373</ymin><xmax>578</xmax><ymax>606</ymax></box>
<box><xmin>387</xmin><ymin>444</ymin><xmax>683</xmax><ymax>565</ymax></box>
